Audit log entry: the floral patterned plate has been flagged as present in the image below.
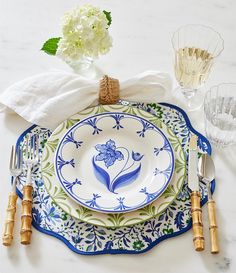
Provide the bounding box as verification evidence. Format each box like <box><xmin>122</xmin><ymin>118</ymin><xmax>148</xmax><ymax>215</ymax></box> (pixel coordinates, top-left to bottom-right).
<box><xmin>55</xmin><ymin>110</ymin><xmax>175</xmax><ymax>213</ymax></box>
<box><xmin>42</xmin><ymin>105</ymin><xmax>185</xmax><ymax>226</ymax></box>
<box><xmin>15</xmin><ymin>102</ymin><xmax>214</xmax><ymax>255</ymax></box>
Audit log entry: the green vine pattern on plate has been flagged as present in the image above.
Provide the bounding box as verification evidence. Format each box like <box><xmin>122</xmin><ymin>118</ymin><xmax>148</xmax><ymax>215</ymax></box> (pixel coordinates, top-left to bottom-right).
<box><xmin>16</xmin><ymin>102</ymin><xmax>210</xmax><ymax>254</ymax></box>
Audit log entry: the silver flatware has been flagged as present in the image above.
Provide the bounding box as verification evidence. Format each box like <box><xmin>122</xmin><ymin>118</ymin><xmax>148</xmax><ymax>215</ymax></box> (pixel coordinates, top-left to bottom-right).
<box><xmin>3</xmin><ymin>145</ymin><xmax>22</xmax><ymax>246</ymax></box>
<box><xmin>198</xmin><ymin>153</ymin><xmax>219</xmax><ymax>254</ymax></box>
<box><xmin>21</xmin><ymin>134</ymin><xmax>39</xmax><ymax>245</ymax></box>
<box><xmin>188</xmin><ymin>135</ymin><xmax>204</xmax><ymax>251</ymax></box>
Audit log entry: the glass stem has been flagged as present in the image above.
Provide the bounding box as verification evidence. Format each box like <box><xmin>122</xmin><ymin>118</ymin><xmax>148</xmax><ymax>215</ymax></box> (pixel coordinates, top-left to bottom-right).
<box><xmin>182</xmin><ymin>88</ymin><xmax>197</xmax><ymax>100</ymax></box>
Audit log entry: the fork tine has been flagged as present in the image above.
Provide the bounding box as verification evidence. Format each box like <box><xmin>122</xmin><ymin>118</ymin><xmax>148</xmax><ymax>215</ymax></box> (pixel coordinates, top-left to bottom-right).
<box><xmin>13</xmin><ymin>146</ymin><xmax>17</xmax><ymax>169</ymax></box>
<box><xmin>17</xmin><ymin>147</ymin><xmax>22</xmax><ymax>169</ymax></box>
<box><xmin>25</xmin><ymin>135</ymin><xmax>28</xmax><ymax>158</ymax></box>
<box><xmin>9</xmin><ymin>145</ymin><xmax>14</xmax><ymax>169</ymax></box>
<box><xmin>31</xmin><ymin>134</ymin><xmax>34</xmax><ymax>160</ymax></box>
<box><xmin>35</xmin><ymin>135</ymin><xmax>39</xmax><ymax>160</ymax></box>
<box><xmin>29</xmin><ymin>135</ymin><xmax>34</xmax><ymax>160</ymax></box>
<box><xmin>29</xmin><ymin>134</ymin><xmax>32</xmax><ymax>160</ymax></box>
<box><xmin>32</xmin><ymin>134</ymin><xmax>35</xmax><ymax>160</ymax></box>
<box><xmin>26</xmin><ymin>134</ymin><xmax>30</xmax><ymax>159</ymax></box>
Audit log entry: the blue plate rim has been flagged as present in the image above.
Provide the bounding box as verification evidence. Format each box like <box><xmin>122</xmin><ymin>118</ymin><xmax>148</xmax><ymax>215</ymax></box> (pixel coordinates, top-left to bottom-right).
<box><xmin>54</xmin><ymin>110</ymin><xmax>175</xmax><ymax>213</ymax></box>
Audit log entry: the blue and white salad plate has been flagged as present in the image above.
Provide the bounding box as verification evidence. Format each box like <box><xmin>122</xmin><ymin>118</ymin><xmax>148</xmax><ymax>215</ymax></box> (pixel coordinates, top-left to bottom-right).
<box><xmin>55</xmin><ymin>111</ymin><xmax>175</xmax><ymax>213</ymax></box>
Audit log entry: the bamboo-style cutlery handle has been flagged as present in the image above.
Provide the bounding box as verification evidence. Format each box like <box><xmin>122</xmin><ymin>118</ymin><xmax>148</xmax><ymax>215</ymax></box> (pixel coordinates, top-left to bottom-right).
<box><xmin>208</xmin><ymin>199</ymin><xmax>219</xmax><ymax>254</ymax></box>
<box><xmin>191</xmin><ymin>191</ymin><xmax>205</xmax><ymax>251</ymax></box>
<box><xmin>2</xmin><ymin>192</ymin><xmax>18</xmax><ymax>246</ymax></box>
<box><xmin>20</xmin><ymin>185</ymin><xmax>33</xmax><ymax>245</ymax></box>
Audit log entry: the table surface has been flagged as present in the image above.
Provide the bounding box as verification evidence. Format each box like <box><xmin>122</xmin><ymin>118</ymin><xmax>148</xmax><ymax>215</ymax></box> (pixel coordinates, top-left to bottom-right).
<box><xmin>0</xmin><ymin>0</ymin><xmax>236</xmax><ymax>272</ymax></box>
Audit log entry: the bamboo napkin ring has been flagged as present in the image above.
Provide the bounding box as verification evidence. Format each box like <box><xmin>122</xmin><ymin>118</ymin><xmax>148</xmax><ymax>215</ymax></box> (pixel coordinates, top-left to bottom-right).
<box><xmin>99</xmin><ymin>75</ymin><xmax>120</xmax><ymax>105</ymax></box>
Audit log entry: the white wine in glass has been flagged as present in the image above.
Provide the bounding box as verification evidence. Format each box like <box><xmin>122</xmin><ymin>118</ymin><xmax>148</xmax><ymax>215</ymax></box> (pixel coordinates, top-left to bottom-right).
<box><xmin>172</xmin><ymin>25</ymin><xmax>224</xmax><ymax>111</ymax></box>
<box><xmin>175</xmin><ymin>47</ymin><xmax>214</xmax><ymax>98</ymax></box>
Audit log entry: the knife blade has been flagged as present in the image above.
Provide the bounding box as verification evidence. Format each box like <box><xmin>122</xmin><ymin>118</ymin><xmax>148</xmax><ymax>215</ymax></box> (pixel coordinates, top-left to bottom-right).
<box><xmin>188</xmin><ymin>135</ymin><xmax>199</xmax><ymax>191</ymax></box>
<box><xmin>188</xmin><ymin>134</ymin><xmax>205</xmax><ymax>251</ymax></box>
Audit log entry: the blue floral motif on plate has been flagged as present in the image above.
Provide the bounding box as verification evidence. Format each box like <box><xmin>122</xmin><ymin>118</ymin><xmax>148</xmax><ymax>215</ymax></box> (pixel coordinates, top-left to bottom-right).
<box><xmin>55</xmin><ymin>112</ymin><xmax>175</xmax><ymax>213</ymax></box>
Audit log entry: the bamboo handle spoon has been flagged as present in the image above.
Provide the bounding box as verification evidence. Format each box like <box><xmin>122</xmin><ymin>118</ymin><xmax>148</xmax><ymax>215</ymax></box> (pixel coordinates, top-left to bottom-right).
<box><xmin>198</xmin><ymin>153</ymin><xmax>219</xmax><ymax>254</ymax></box>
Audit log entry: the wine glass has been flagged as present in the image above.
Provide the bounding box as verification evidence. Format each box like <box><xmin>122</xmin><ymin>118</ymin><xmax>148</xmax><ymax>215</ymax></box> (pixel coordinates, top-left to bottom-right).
<box><xmin>172</xmin><ymin>24</ymin><xmax>224</xmax><ymax>111</ymax></box>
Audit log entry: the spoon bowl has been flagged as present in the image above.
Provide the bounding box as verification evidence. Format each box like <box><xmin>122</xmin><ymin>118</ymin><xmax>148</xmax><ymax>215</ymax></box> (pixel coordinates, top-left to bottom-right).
<box><xmin>198</xmin><ymin>153</ymin><xmax>215</xmax><ymax>184</ymax></box>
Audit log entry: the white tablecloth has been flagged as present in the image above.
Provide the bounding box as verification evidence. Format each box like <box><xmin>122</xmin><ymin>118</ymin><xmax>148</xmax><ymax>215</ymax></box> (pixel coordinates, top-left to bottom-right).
<box><xmin>0</xmin><ymin>1</ymin><xmax>236</xmax><ymax>273</ymax></box>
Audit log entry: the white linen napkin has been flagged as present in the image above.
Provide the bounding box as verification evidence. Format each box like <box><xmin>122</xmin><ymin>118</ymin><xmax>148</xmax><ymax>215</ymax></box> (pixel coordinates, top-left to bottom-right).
<box><xmin>0</xmin><ymin>70</ymin><xmax>172</xmax><ymax>129</ymax></box>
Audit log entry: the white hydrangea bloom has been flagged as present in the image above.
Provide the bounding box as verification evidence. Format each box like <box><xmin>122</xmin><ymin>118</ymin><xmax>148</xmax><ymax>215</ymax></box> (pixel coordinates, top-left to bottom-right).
<box><xmin>56</xmin><ymin>5</ymin><xmax>112</xmax><ymax>62</ymax></box>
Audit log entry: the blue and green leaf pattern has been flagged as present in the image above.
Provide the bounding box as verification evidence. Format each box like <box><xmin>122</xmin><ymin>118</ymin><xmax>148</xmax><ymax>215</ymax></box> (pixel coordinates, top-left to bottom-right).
<box><xmin>15</xmin><ymin>102</ymin><xmax>213</xmax><ymax>255</ymax></box>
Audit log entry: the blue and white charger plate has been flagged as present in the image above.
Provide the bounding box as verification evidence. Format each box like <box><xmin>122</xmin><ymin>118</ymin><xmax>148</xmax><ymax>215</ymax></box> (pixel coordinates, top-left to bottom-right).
<box><xmin>16</xmin><ymin>102</ymin><xmax>215</xmax><ymax>255</ymax></box>
<box><xmin>55</xmin><ymin>110</ymin><xmax>174</xmax><ymax>213</ymax></box>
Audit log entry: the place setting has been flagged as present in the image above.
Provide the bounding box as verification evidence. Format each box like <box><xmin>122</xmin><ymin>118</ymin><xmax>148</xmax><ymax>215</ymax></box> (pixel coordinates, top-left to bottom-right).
<box><xmin>0</xmin><ymin>4</ymin><xmax>235</xmax><ymax>256</ymax></box>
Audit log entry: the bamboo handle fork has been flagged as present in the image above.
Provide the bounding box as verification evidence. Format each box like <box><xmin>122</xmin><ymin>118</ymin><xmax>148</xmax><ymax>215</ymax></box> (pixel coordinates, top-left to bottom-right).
<box><xmin>20</xmin><ymin>134</ymin><xmax>39</xmax><ymax>245</ymax></box>
<box><xmin>3</xmin><ymin>146</ymin><xmax>22</xmax><ymax>246</ymax></box>
<box><xmin>3</xmin><ymin>134</ymin><xmax>39</xmax><ymax>246</ymax></box>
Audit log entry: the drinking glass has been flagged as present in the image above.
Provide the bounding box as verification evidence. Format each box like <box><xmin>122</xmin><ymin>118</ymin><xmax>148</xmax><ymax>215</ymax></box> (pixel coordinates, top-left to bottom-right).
<box><xmin>204</xmin><ymin>83</ymin><xmax>236</xmax><ymax>148</ymax></box>
<box><xmin>172</xmin><ymin>24</ymin><xmax>224</xmax><ymax>111</ymax></box>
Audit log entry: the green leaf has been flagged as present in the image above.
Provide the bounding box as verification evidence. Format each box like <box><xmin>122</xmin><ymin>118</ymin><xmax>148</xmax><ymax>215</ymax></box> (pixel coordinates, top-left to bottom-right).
<box><xmin>41</xmin><ymin>37</ymin><xmax>61</xmax><ymax>55</ymax></box>
<box><xmin>65</xmin><ymin>118</ymin><xmax>81</xmax><ymax>129</ymax></box>
<box><xmin>42</xmin><ymin>162</ymin><xmax>54</xmax><ymax>177</ymax></box>
<box><xmin>103</xmin><ymin>10</ymin><xmax>112</xmax><ymax>27</ymax></box>
<box><xmin>107</xmin><ymin>213</ymin><xmax>125</xmax><ymax>227</ymax></box>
